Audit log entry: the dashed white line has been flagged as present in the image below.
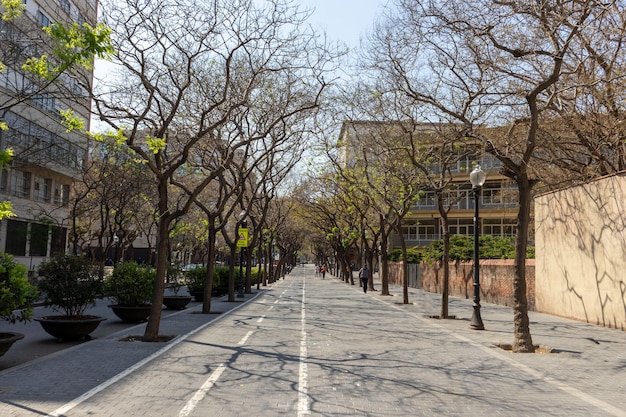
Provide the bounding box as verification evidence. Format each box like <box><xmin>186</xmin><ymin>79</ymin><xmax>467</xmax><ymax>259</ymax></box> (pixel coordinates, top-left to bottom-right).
<box><xmin>297</xmin><ymin>278</ymin><xmax>310</xmax><ymax>416</ymax></box>
<box><xmin>238</xmin><ymin>330</ymin><xmax>254</xmax><ymax>345</ymax></box>
<box><xmin>178</xmin><ymin>364</ymin><xmax>227</xmax><ymax>417</ymax></box>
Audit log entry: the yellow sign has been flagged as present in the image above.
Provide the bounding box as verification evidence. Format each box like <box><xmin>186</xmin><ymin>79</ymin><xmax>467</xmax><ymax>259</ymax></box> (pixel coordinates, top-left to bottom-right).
<box><xmin>237</xmin><ymin>227</ymin><xmax>248</xmax><ymax>248</ymax></box>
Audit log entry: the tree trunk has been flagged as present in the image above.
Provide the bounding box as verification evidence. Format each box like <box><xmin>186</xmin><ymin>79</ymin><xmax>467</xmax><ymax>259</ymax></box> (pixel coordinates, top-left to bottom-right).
<box><xmin>399</xmin><ymin>222</ymin><xmax>409</xmax><ymax>304</ymax></box>
<box><xmin>245</xmin><ymin>248</ymin><xmax>252</xmax><ymax>293</ymax></box>
<box><xmin>380</xmin><ymin>230</ymin><xmax>390</xmax><ymax>296</ymax></box>
<box><xmin>201</xmin><ymin>223</ymin><xmax>217</xmax><ymax>314</ymax></box>
<box><xmin>143</xmin><ymin>180</ymin><xmax>170</xmax><ymax>340</ymax></box>
<box><xmin>440</xmin><ymin>214</ymin><xmax>450</xmax><ymax>319</ymax></box>
<box><xmin>228</xmin><ymin>245</ymin><xmax>237</xmax><ymax>302</ymax></box>
<box><xmin>512</xmin><ymin>175</ymin><xmax>535</xmax><ymax>353</ymax></box>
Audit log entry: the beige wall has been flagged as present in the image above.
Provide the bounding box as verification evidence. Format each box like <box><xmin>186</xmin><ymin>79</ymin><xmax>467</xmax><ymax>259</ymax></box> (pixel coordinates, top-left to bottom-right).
<box><xmin>535</xmin><ymin>172</ymin><xmax>626</xmax><ymax>330</ymax></box>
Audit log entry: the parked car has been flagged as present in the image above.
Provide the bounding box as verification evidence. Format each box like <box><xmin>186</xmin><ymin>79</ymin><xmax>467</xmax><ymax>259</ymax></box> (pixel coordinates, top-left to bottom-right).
<box><xmin>182</xmin><ymin>264</ymin><xmax>203</xmax><ymax>272</ymax></box>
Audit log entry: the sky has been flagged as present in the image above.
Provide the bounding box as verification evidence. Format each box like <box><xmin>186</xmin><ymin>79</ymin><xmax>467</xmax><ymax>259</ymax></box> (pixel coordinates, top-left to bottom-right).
<box><xmin>296</xmin><ymin>0</ymin><xmax>389</xmax><ymax>49</ymax></box>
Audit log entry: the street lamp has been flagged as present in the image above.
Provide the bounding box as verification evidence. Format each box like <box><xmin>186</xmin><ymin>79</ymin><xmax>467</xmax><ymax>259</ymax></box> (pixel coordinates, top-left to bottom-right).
<box><xmin>469</xmin><ymin>165</ymin><xmax>486</xmax><ymax>330</ymax></box>
<box><xmin>113</xmin><ymin>233</ymin><xmax>120</xmax><ymax>267</ymax></box>
<box><xmin>237</xmin><ymin>212</ymin><xmax>248</xmax><ymax>298</ymax></box>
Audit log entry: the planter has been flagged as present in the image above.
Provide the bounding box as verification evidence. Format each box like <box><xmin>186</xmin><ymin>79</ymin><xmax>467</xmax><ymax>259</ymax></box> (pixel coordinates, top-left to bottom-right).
<box><xmin>162</xmin><ymin>295</ymin><xmax>192</xmax><ymax>310</ymax></box>
<box><xmin>212</xmin><ymin>286</ymin><xmax>228</xmax><ymax>297</ymax></box>
<box><xmin>35</xmin><ymin>315</ymin><xmax>106</xmax><ymax>341</ymax></box>
<box><xmin>0</xmin><ymin>332</ymin><xmax>24</xmax><ymax>357</ymax></box>
<box><xmin>108</xmin><ymin>304</ymin><xmax>151</xmax><ymax>323</ymax></box>
<box><xmin>188</xmin><ymin>290</ymin><xmax>204</xmax><ymax>302</ymax></box>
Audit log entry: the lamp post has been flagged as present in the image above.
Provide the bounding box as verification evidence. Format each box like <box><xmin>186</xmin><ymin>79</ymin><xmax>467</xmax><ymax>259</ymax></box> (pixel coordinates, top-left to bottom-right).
<box><xmin>469</xmin><ymin>165</ymin><xmax>486</xmax><ymax>330</ymax></box>
<box><xmin>113</xmin><ymin>234</ymin><xmax>120</xmax><ymax>267</ymax></box>
<box><xmin>237</xmin><ymin>214</ymin><xmax>248</xmax><ymax>298</ymax></box>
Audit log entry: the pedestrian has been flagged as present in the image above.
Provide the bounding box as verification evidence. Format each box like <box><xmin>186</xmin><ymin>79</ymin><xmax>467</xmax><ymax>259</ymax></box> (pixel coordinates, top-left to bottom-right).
<box><xmin>321</xmin><ymin>265</ymin><xmax>326</xmax><ymax>279</ymax></box>
<box><xmin>315</xmin><ymin>265</ymin><xmax>320</xmax><ymax>277</ymax></box>
<box><xmin>358</xmin><ymin>264</ymin><xmax>370</xmax><ymax>293</ymax></box>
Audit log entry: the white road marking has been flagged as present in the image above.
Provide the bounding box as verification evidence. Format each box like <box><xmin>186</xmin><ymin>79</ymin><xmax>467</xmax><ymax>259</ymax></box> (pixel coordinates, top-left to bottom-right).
<box><xmin>238</xmin><ymin>330</ymin><xmax>254</xmax><ymax>345</ymax></box>
<box><xmin>178</xmin><ymin>364</ymin><xmax>227</xmax><ymax>417</ymax></box>
<box><xmin>45</xmin><ymin>294</ymin><xmax>260</xmax><ymax>417</ymax></box>
<box><xmin>297</xmin><ymin>278</ymin><xmax>310</xmax><ymax>416</ymax></box>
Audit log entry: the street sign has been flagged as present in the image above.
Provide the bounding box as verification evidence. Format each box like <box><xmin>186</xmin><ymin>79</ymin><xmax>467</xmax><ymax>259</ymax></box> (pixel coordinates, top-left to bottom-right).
<box><xmin>237</xmin><ymin>227</ymin><xmax>248</xmax><ymax>248</ymax></box>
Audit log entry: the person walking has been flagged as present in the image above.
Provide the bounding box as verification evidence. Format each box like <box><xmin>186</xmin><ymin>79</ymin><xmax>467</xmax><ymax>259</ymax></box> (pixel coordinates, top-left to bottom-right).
<box><xmin>321</xmin><ymin>265</ymin><xmax>326</xmax><ymax>279</ymax></box>
<box><xmin>358</xmin><ymin>264</ymin><xmax>370</xmax><ymax>293</ymax></box>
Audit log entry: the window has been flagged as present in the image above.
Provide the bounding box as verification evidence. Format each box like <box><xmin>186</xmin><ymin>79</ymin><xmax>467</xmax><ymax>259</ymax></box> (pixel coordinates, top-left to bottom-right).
<box><xmin>60</xmin><ymin>0</ymin><xmax>70</xmax><ymax>14</ymax></box>
<box><xmin>416</xmin><ymin>191</ymin><xmax>436</xmax><ymax>208</ymax></box>
<box><xmin>483</xmin><ymin>219</ymin><xmax>516</xmax><ymax>237</ymax></box>
<box><xmin>34</xmin><ymin>176</ymin><xmax>52</xmax><ymax>202</ymax></box>
<box><xmin>402</xmin><ymin>220</ymin><xmax>439</xmax><ymax>243</ymax></box>
<box><xmin>9</xmin><ymin>170</ymin><xmax>31</xmax><ymax>198</ymax></box>
<box><xmin>51</xmin><ymin>226</ymin><xmax>67</xmax><ymax>254</ymax></box>
<box><xmin>0</xmin><ymin>169</ymin><xmax>7</xmax><ymax>193</ymax></box>
<box><xmin>30</xmin><ymin>223</ymin><xmax>49</xmax><ymax>256</ymax></box>
<box><xmin>5</xmin><ymin>220</ymin><xmax>27</xmax><ymax>256</ymax></box>
<box><xmin>53</xmin><ymin>183</ymin><xmax>70</xmax><ymax>206</ymax></box>
<box><xmin>417</xmin><ymin>223</ymin><xmax>438</xmax><ymax>241</ymax></box>
<box><xmin>448</xmin><ymin>219</ymin><xmax>474</xmax><ymax>236</ymax></box>
<box><xmin>37</xmin><ymin>11</ymin><xmax>51</xmax><ymax>27</ymax></box>
<box><xmin>31</xmin><ymin>94</ymin><xmax>56</xmax><ymax>113</ymax></box>
<box><xmin>402</xmin><ymin>223</ymin><xmax>418</xmax><ymax>241</ymax></box>
<box><xmin>482</xmin><ymin>182</ymin><xmax>517</xmax><ymax>207</ymax></box>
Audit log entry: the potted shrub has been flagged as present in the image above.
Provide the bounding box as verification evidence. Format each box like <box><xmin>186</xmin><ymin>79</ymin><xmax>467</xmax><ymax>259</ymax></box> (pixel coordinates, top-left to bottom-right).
<box><xmin>105</xmin><ymin>261</ymin><xmax>155</xmax><ymax>322</ymax></box>
<box><xmin>212</xmin><ymin>266</ymin><xmax>229</xmax><ymax>296</ymax></box>
<box><xmin>185</xmin><ymin>266</ymin><xmax>206</xmax><ymax>301</ymax></box>
<box><xmin>0</xmin><ymin>252</ymin><xmax>38</xmax><ymax>356</ymax></box>
<box><xmin>163</xmin><ymin>263</ymin><xmax>192</xmax><ymax>310</ymax></box>
<box><xmin>35</xmin><ymin>254</ymin><xmax>106</xmax><ymax>341</ymax></box>
<box><xmin>185</xmin><ymin>266</ymin><xmax>230</xmax><ymax>301</ymax></box>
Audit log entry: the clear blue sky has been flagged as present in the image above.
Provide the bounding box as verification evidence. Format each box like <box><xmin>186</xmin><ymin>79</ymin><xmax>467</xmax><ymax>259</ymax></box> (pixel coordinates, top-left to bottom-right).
<box><xmin>298</xmin><ymin>0</ymin><xmax>389</xmax><ymax>49</ymax></box>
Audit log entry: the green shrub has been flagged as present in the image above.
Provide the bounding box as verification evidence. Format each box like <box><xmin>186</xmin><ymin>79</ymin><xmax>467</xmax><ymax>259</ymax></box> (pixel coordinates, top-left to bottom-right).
<box><xmin>38</xmin><ymin>254</ymin><xmax>102</xmax><ymax>318</ymax></box>
<box><xmin>386</xmin><ymin>248</ymin><xmax>422</xmax><ymax>263</ymax></box>
<box><xmin>184</xmin><ymin>266</ymin><xmax>207</xmax><ymax>292</ymax></box>
<box><xmin>105</xmin><ymin>261</ymin><xmax>155</xmax><ymax>306</ymax></box>
<box><xmin>213</xmin><ymin>266</ymin><xmax>229</xmax><ymax>289</ymax></box>
<box><xmin>0</xmin><ymin>253</ymin><xmax>38</xmax><ymax>323</ymax></box>
<box><xmin>422</xmin><ymin>235</ymin><xmax>535</xmax><ymax>261</ymax></box>
<box><xmin>449</xmin><ymin>235</ymin><xmax>473</xmax><ymax>261</ymax></box>
<box><xmin>185</xmin><ymin>266</ymin><xmax>230</xmax><ymax>296</ymax></box>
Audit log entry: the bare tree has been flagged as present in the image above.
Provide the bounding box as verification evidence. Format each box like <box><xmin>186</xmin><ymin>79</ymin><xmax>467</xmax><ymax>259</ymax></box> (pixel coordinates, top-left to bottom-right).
<box><xmin>93</xmin><ymin>0</ymin><xmax>337</xmax><ymax>339</ymax></box>
<box><xmin>361</xmin><ymin>0</ymin><xmax>617</xmax><ymax>352</ymax></box>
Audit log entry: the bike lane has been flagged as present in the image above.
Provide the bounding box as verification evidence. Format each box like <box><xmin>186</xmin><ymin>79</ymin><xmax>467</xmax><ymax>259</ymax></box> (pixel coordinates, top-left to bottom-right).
<box><xmin>27</xmin><ymin>264</ymin><xmax>626</xmax><ymax>417</ymax></box>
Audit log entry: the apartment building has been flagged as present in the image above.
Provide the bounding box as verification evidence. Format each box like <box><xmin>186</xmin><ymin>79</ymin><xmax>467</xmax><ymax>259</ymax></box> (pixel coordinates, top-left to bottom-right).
<box><xmin>0</xmin><ymin>0</ymin><xmax>96</xmax><ymax>271</ymax></box>
<box><xmin>338</xmin><ymin>120</ymin><xmax>520</xmax><ymax>249</ymax></box>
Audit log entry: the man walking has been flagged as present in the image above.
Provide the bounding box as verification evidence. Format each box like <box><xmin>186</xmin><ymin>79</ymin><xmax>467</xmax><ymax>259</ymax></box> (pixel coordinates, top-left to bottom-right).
<box><xmin>358</xmin><ymin>264</ymin><xmax>370</xmax><ymax>293</ymax></box>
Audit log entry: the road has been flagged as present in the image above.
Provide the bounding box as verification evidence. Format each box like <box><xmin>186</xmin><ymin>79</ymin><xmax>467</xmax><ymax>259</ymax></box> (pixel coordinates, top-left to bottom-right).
<box><xmin>1</xmin><ymin>264</ymin><xmax>625</xmax><ymax>416</ymax></box>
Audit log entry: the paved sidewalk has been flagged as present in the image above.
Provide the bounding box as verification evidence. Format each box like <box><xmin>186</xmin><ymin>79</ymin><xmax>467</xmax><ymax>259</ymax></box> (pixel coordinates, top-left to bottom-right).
<box><xmin>0</xmin><ymin>290</ymin><xmax>256</xmax><ymax>371</ymax></box>
<box><xmin>0</xmin><ymin>267</ymin><xmax>624</xmax><ymax>416</ymax></box>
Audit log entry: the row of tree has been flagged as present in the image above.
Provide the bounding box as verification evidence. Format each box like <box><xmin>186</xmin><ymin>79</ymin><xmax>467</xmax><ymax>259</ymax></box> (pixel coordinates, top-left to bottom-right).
<box><xmin>298</xmin><ymin>0</ymin><xmax>626</xmax><ymax>353</ymax></box>
<box><xmin>77</xmin><ymin>0</ymin><xmax>342</xmax><ymax>340</ymax></box>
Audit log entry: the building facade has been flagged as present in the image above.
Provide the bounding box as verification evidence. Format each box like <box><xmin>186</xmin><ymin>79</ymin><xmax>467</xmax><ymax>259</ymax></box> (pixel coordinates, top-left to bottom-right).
<box><xmin>338</xmin><ymin>121</ymin><xmax>521</xmax><ymax>250</ymax></box>
<box><xmin>0</xmin><ymin>0</ymin><xmax>96</xmax><ymax>272</ymax></box>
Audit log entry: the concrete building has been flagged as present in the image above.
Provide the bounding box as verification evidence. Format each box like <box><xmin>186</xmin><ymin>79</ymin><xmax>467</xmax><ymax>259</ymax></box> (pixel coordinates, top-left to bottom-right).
<box><xmin>338</xmin><ymin>120</ymin><xmax>520</xmax><ymax>249</ymax></box>
<box><xmin>0</xmin><ymin>0</ymin><xmax>96</xmax><ymax>272</ymax></box>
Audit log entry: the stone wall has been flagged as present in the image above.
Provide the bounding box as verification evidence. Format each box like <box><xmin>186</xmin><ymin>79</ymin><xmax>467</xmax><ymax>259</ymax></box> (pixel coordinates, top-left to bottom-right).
<box><xmin>386</xmin><ymin>260</ymin><xmax>535</xmax><ymax>310</ymax></box>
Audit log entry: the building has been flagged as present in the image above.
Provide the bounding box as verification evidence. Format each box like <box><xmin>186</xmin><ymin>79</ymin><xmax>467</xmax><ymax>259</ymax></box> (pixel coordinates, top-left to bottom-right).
<box><xmin>0</xmin><ymin>0</ymin><xmax>96</xmax><ymax>272</ymax></box>
<box><xmin>338</xmin><ymin>120</ymin><xmax>520</xmax><ymax>249</ymax></box>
